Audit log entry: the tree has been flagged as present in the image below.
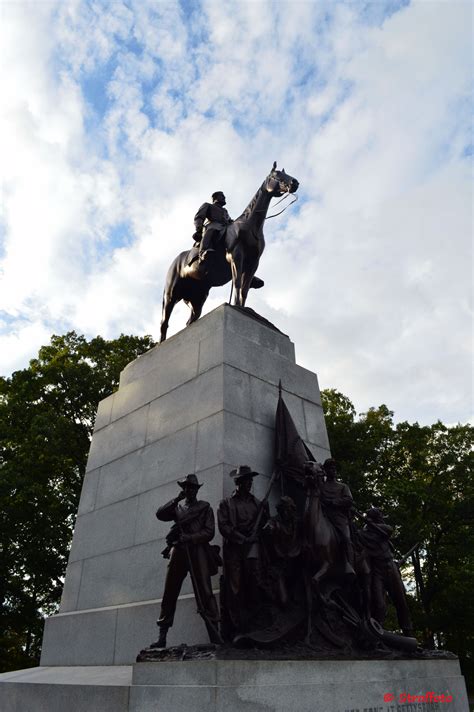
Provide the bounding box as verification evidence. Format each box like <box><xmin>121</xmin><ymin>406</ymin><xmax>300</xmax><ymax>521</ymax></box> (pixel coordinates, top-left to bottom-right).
<box><xmin>321</xmin><ymin>388</ymin><xmax>474</xmax><ymax>688</ymax></box>
<box><xmin>321</xmin><ymin>388</ymin><xmax>395</xmax><ymax>511</ymax></box>
<box><xmin>0</xmin><ymin>332</ymin><xmax>155</xmax><ymax>671</ymax></box>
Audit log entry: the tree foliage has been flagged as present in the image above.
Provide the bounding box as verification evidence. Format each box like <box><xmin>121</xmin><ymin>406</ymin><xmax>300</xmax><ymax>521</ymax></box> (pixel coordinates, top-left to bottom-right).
<box><xmin>0</xmin><ymin>332</ymin><xmax>155</xmax><ymax>671</ymax></box>
<box><xmin>321</xmin><ymin>388</ymin><xmax>474</xmax><ymax>686</ymax></box>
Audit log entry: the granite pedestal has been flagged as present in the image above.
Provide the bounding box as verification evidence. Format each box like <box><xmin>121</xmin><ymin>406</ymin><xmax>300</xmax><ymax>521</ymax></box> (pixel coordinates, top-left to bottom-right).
<box><xmin>0</xmin><ymin>658</ymin><xmax>468</xmax><ymax>711</ymax></box>
<box><xmin>46</xmin><ymin>305</ymin><xmax>330</xmax><ymax>668</ymax></box>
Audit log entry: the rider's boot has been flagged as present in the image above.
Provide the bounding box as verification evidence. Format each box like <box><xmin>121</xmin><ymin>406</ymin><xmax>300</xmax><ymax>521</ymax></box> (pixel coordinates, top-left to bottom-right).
<box><xmin>199</xmin><ymin>248</ymin><xmax>215</xmax><ymax>262</ymax></box>
<box><xmin>198</xmin><ymin>228</ymin><xmax>216</xmax><ymax>262</ymax></box>
<box><xmin>344</xmin><ymin>539</ymin><xmax>356</xmax><ymax>573</ymax></box>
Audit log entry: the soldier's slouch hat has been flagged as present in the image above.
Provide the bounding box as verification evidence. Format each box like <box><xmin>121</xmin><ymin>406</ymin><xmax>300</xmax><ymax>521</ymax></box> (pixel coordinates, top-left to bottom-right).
<box><xmin>229</xmin><ymin>465</ymin><xmax>259</xmax><ymax>479</ymax></box>
<box><xmin>177</xmin><ymin>473</ymin><xmax>203</xmax><ymax>488</ymax></box>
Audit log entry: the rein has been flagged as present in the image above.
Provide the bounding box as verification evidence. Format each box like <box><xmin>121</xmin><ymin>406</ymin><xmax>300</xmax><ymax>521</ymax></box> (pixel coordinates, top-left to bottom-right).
<box><xmin>265</xmin><ymin>192</ymin><xmax>298</xmax><ymax>220</ymax></box>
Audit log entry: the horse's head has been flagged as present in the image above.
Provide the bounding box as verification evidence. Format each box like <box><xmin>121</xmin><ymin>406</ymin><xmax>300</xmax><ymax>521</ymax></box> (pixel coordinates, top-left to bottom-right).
<box><xmin>265</xmin><ymin>161</ymin><xmax>299</xmax><ymax>196</ymax></box>
<box><xmin>304</xmin><ymin>460</ymin><xmax>325</xmax><ymax>494</ymax></box>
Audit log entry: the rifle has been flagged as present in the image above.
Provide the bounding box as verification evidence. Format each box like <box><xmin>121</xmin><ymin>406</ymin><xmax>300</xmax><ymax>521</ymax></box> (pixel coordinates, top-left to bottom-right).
<box><xmin>353</xmin><ymin>509</ymin><xmax>395</xmax><ymax>553</ymax></box>
<box><xmin>395</xmin><ymin>542</ymin><xmax>420</xmax><ymax>567</ymax></box>
<box><xmin>175</xmin><ymin>504</ymin><xmax>224</xmax><ymax>645</ymax></box>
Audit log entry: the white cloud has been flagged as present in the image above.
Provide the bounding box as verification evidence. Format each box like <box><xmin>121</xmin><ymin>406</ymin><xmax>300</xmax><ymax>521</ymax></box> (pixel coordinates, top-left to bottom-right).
<box><xmin>0</xmin><ymin>319</ymin><xmax>52</xmax><ymax>375</ymax></box>
<box><xmin>0</xmin><ymin>0</ymin><xmax>471</xmax><ymax>426</ymax></box>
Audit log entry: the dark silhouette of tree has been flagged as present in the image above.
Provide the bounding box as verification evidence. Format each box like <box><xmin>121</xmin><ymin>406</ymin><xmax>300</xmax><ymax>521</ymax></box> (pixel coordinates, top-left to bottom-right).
<box><xmin>0</xmin><ymin>332</ymin><xmax>155</xmax><ymax>671</ymax></box>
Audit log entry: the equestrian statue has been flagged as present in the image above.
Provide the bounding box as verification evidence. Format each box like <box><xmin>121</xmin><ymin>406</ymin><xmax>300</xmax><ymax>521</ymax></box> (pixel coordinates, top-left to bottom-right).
<box><xmin>159</xmin><ymin>162</ymin><xmax>299</xmax><ymax>342</ymax></box>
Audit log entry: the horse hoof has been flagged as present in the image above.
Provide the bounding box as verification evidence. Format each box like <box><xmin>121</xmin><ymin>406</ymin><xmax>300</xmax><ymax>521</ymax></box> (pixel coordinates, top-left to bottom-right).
<box><xmin>251</xmin><ymin>276</ymin><xmax>264</xmax><ymax>289</ymax></box>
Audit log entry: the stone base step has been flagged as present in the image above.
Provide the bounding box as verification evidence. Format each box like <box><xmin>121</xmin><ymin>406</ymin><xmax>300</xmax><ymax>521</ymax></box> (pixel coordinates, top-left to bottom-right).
<box><xmin>0</xmin><ymin>658</ymin><xmax>469</xmax><ymax>712</ymax></box>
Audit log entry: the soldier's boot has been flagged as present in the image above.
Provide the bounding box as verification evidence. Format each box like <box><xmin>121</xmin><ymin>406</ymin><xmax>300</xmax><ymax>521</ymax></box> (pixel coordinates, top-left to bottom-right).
<box><xmin>150</xmin><ymin>625</ymin><xmax>169</xmax><ymax>649</ymax></box>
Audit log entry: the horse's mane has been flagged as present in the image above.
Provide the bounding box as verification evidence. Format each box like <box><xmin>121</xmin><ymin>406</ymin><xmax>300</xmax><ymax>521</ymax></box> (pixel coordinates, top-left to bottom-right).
<box><xmin>235</xmin><ymin>181</ymin><xmax>266</xmax><ymax>222</ymax></box>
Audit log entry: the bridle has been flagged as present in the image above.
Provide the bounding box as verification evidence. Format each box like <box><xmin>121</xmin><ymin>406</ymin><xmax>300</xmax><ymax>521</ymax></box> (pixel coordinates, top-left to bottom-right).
<box><xmin>254</xmin><ymin>173</ymin><xmax>299</xmax><ymax>220</ymax></box>
<box><xmin>227</xmin><ymin>173</ymin><xmax>298</xmax><ymax>305</ymax></box>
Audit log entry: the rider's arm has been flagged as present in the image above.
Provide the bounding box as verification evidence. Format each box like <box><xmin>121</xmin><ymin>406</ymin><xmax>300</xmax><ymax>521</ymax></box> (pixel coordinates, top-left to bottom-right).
<box><xmin>194</xmin><ymin>203</ymin><xmax>210</xmax><ymax>233</ymax></box>
<box><xmin>338</xmin><ymin>484</ymin><xmax>354</xmax><ymax>509</ymax></box>
<box><xmin>327</xmin><ymin>484</ymin><xmax>353</xmax><ymax>510</ymax></box>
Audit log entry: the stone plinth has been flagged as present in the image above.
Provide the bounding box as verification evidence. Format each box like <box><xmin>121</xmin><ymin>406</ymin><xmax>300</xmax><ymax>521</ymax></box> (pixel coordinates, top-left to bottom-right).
<box><xmin>0</xmin><ymin>658</ymin><xmax>468</xmax><ymax>712</ymax></box>
<box><xmin>40</xmin><ymin>304</ymin><xmax>330</xmax><ymax>667</ymax></box>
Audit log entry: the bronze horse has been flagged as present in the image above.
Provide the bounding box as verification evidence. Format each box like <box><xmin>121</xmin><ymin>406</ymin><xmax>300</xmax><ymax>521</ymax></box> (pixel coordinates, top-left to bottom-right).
<box><xmin>303</xmin><ymin>466</ymin><xmax>342</xmax><ymax>586</ymax></box>
<box><xmin>302</xmin><ymin>464</ymin><xmax>348</xmax><ymax>642</ymax></box>
<box><xmin>303</xmin><ymin>463</ymin><xmax>355</xmax><ymax>645</ymax></box>
<box><xmin>159</xmin><ymin>162</ymin><xmax>299</xmax><ymax>341</ymax></box>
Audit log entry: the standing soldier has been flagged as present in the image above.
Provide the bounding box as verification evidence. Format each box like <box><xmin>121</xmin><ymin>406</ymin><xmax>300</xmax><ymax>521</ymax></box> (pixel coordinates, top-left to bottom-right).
<box><xmin>217</xmin><ymin>465</ymin><xmax>269</xmax><ymax>641</ymax></box>
<box><xmin>193</xmin><ymin>191</ymin><xmax>233</xmax><ymax>261</ymax></box>
<box><xmin>153</xmin><ymin>474</ymin><xmax>220</xmax><ymax>648</ymax></box>
<box><xmin>358</xmin><ymin>507</ymin><xmax>414</xmax><ymax>637</ymax></box>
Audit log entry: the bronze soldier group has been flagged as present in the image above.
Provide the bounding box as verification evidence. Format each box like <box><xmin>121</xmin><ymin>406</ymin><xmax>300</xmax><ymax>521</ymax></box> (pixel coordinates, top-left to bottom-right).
<box><xmin>152</xmin><ymin>460</ymin><xmax>414</xmax><ymax>650</ymax></box>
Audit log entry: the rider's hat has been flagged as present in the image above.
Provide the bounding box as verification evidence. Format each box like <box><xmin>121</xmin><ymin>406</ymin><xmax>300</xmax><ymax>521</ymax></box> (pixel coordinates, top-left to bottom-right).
<box><xmin>212</xmin><ymin>191</ymin><xmax>225</xmax><ymax>200</ymax></box>
<box><xmin>229</xmin><ymin>465</ymin><xmax>259</xmax><ymax>479</ymax></box>
<box><xmin>177</xmin><ymin>473</ymin><xmax>203</xmax><ymax>489</ymax></box>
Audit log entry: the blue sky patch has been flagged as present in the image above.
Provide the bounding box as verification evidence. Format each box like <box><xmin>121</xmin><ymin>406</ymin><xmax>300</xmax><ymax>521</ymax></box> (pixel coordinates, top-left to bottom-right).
<box><xmin>108</xmin><ymin>221</ymin><xmax>134</xmax><ymax>250</ymax></box>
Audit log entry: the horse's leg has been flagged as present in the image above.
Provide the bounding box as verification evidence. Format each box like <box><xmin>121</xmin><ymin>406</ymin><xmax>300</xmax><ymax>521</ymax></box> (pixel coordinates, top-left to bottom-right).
<box><xmin>240</xmin><ymin>269</ymin><xmax>254</xmax><ymax>307</ymax></box>
<box><xmin>160</xmin><ymin>291</ymin><xmax>177</xmax><ymax>343</ymax></box>
<box><xmin>186</xmin><ymin>291</ymin><xmax>207</xmax><ymax>326</ymax></box>
<box><xmin>239</xmin><ymin>273</ymin><xmax>251</xmax><ymax>307</ymax></box>
<box><xmin>313</xmin><ymin>562</ymin><xmax>330</xmax><ymax>589</ymax></box>
<box><xmin>304</xmin><ymin>568</ymin><xmax>313</xmax><ymax>645</ymax></box>
<box><xmin>250</xmin><ymin>276</ymin><xmax>264</xmax><ymax>289</ymax></box>
<box><xmin>239</xmin><ymin>254</ymin><xmax>260</xmax><ymax>307</ymax></box>
<box><xmin>230</xmin><ymin>260</ymin><xmax>239</xmax><ymax>306</ymax></box>
<box><xmin>230</xmin><ymin>245</ymin><xmax>244</xmax><ymax>306</ymax></box>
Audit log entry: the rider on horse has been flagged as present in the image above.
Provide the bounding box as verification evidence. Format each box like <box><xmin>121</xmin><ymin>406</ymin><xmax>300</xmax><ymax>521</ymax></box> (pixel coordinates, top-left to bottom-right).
<box><xmin>193</xmin><ymin>191</ymin><xmax>233</xmax><ymax>262</ymax></box>
<box><xmin>319</xmin><ymin>458</ymin><xmax>355</xmax><ymax>572</ymax></box>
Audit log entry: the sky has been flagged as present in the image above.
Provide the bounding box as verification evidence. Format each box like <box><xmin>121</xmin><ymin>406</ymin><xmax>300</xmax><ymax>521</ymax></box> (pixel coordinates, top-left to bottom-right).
<box><xmin>0</xmin><ymin>0</ymin><xmax>472</xmax><ymax>426</ymax></box>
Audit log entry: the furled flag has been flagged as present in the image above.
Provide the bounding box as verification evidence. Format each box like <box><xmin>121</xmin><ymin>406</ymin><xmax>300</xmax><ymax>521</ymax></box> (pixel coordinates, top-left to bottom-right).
<box><xmin>274</xmin><ymin>382</ymin><xmax>316</xmax><ymax>515</ymax></box>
